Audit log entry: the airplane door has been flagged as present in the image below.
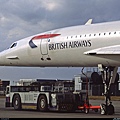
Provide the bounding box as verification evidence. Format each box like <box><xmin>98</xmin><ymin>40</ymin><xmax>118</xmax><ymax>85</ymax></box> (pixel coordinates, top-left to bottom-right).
<box><xmin>40</xmin><ymin>39</ymin><xmax>48</xmax><ymax>55</ymax></box>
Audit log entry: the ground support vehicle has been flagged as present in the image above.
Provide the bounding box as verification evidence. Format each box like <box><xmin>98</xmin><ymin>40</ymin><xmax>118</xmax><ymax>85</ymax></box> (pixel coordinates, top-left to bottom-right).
<box><xmin>75</xmin><ymin>92</ymin><xmax>101</xmax><ymax>114</ymax></box>
<box><xmin>78</xmin><ymin>101</ymin><xmax>101</xmax><ymax>114</ymax></box>
<box><xmin>5</xmin><ymin>79</ymin><xmax>101</xmax><ymax>113</ymax></box>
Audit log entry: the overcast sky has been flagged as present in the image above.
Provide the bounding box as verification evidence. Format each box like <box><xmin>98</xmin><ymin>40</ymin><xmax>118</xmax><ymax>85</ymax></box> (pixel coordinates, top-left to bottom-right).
<box><xmin>0</xmin><ymin>0</ymin><xmax>120</xmax><ymax>83</ymax></box>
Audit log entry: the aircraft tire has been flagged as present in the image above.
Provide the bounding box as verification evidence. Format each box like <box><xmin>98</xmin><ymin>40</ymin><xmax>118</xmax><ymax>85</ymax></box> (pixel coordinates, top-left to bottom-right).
<box><xmin>107</xmin><ymin>104</ymin><xmax>115</xmax><ymax>115</ymax></box>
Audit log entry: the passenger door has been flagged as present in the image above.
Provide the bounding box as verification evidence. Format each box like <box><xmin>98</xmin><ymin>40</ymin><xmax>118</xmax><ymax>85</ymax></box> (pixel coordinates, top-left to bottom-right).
<box><xmin>40</xmin><ymin>39</ymin><xmax>48</xmax><ymax>55</ymax></box>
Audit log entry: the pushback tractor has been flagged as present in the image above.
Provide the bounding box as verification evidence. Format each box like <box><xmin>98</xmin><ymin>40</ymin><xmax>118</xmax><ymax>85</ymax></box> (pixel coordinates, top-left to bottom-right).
<box><xmin>5</xmin><ymin>79</ymin><xmax>100</xmax><ymax>113</ymax></box>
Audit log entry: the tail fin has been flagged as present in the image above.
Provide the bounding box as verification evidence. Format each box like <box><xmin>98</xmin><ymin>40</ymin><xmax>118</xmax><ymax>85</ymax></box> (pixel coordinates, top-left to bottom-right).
<box><xmin>85</xmin><ymin>19</ymin><xmax>93</xmax><ymax>25</ymax></box>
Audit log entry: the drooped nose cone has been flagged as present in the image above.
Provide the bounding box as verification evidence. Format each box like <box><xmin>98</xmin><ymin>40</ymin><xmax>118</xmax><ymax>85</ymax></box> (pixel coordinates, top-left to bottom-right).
<box><xmin>0</xmin><ymin>49</ymin><xmax>19</xmax><ymax>66</ymax></box>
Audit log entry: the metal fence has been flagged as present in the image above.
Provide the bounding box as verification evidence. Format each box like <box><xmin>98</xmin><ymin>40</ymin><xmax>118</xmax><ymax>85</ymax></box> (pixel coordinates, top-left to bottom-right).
<box><xmin>82</xmin><ymin>83</ymin><xmax>120</xmax><ymax>96</ymax></box>
<box><xmin>0</xmin><ymin>83</ymin><xmax>119</xmax><ymax>96</ymax></box>
<box><xmin>0</xmin><ymin>86</ymin><xmax>6</xmax><ymax>96</ymax></box>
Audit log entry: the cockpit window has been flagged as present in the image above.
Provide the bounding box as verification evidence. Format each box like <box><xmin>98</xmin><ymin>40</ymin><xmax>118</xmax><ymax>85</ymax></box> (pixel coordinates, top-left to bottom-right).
<box><xmin>10</xmin><ymin>42</ymin><xmax>17</xmax><ymax>49</ymax></box>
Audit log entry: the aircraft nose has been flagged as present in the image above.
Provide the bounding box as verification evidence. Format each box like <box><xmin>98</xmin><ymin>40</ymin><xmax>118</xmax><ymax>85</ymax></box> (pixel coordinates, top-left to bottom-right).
<box><xmin>0</xmin><ymin>49</ymin><xmax>20</xmax><ymax>66</ymax></box>
<box><xmin>0</xmin><ymin>50</ymin><xmax>7</xmax><ymax>66</ymax></box>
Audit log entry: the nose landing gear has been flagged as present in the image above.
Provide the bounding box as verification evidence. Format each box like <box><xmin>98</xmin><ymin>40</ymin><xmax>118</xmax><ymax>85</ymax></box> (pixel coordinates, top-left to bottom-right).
<box><xmin>98</xmin><ymin>64</ymin><xmax>118</xmax><ymax>115</ymax></box>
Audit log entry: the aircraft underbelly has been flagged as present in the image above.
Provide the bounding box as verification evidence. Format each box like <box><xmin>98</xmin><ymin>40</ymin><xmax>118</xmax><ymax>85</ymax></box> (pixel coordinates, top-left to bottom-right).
<box><xmin>3</xmin><ymin>44</ymin><xmax>120</xmax><ymax>67</ymax></box>
<box><xmin>38</xmin><ymin>49</ymin><xmax>120</xmax><ymax>67</ymax></box>
<box><xmin>3</xmin><ymin>55</ymin><xmax>120</xmax><ymax>67</ymax></box>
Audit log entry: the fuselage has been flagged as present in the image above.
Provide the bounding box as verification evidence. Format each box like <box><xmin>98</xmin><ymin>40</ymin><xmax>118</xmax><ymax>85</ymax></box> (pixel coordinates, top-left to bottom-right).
<box><xmin>1</xmin><ymin>20</ymin><xmax>120</xmax><ymax>67</ymax></box>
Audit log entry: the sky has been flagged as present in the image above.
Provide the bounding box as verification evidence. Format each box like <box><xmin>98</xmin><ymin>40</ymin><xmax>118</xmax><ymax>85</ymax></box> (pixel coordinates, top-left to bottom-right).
<box><xmin>0</xmin><ymin>0</ymin><xmax>120</xmax><ymax>83</ymax></box>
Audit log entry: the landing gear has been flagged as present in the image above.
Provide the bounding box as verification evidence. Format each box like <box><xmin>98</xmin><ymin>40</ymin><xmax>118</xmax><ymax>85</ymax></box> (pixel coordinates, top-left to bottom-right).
<box><xmin>98</xmin><ymin>64</ymin><xmax>118</xmax><ymax>115</ymax></box>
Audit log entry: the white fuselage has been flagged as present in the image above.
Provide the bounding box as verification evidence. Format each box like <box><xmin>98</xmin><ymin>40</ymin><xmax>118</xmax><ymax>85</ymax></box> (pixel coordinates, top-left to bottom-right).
<box><xmin>1</xmin><ymin>20</ymin><xmax>120</xmax><ymax>67</ymax></box>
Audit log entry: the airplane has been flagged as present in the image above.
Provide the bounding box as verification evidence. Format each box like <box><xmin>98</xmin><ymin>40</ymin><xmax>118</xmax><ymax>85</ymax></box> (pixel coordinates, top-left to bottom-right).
<box><xmin>0</xmin><ymin>19</ymin><xmax>120</xmax><ymax>115</ymax></box>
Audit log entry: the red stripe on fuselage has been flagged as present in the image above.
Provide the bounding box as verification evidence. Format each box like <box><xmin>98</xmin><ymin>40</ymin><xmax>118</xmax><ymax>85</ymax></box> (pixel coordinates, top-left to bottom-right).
<box><xmin>32</xmin><ymin>34</ymin><xmax>61</xmax><ymax>40</ymax></box>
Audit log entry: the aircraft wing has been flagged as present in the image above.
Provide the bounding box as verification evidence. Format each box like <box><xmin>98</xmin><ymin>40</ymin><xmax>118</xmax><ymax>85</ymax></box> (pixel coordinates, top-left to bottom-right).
<box><xmin>84</xmin><ymin>45</ymin><xmax>120</xmax><ymax>55</ymax></box>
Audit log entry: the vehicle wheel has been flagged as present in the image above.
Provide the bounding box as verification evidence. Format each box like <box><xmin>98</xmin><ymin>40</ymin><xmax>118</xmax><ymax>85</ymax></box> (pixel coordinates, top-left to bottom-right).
<box><xmin>94</xmin><ymin>109</ymin><xmax>98</xmax><ymax>112</ymax></box>
<box><xmin>38</xmin><ymin>95</ymin><xmax>48</xmax><ymax>112</ymax></box>
<box><xmin>13</xmin><ymin>94</ymin><xmax>21</xmax><ymax>110</ymax></box>
<box><xmin>84</xmin><ymin>108</ymin><xmax>89</xmax><ymax>114</ymax></box>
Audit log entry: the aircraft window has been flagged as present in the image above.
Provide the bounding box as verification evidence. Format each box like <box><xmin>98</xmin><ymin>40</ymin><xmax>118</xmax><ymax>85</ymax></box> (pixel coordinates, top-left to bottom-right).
<box><xmin>29</xmin><ymin>39</ymin><xmax>37</xmax><ymax>48</ymax></box>
<box><xmin>109</xmin><ymin>32</ymin><xmax>111</xmax><ymax>35</ymax></box>
<box><xmin>89</xmin><ymin>34</ymin><xmax>91</xmax><ymax>37</ymax></box>
<box><xmin>94</xmin><ymin>34</ymin><xmax>96</xmax><ymax>36</ymax></box>
<box><xmin>114</xmin><ymin>32</ymin><xmax>116</xmax><ymax>34</ymax></box>
<box><xmin>104</xmin><ymin>33</ymin><xmax>106</xmax><ymax>35</ymax></box>
<box><xmin>80</xmin><ymin>35</ymin><xmax>82</xmax><ymax>37</ymax></box>
<box><xmin>10</xmin><ymin>42</ymin><xmax>17</xmax><ymax>48</ymax></box>
<box><xmin>85</xmin><ymin>35</ymin><xmax>86</xmax><ymax>37</ymax></box>
<box><xmin>99</xmin><ymin>33</ymin><xmax>101</xmax><ymax>36</ymax></box>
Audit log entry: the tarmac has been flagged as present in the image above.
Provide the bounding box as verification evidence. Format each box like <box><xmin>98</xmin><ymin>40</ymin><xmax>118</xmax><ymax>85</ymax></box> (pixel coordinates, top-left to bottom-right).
<box><xmin>0</xmin><ymin>97</ymin><xmax>120</xmax><ymax>118</ymax></box>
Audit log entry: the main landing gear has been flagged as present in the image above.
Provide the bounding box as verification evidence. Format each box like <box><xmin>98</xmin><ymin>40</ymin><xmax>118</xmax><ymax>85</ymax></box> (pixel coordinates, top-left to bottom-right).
<box><xmin>98</xmin><ymin>64</ymin><xmax>118</xmax><ymax>115</ymax></box>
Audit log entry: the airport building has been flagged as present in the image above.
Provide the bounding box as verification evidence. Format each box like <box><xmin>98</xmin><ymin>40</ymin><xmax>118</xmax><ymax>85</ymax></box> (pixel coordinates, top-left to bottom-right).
<box><xmin>74</xmin><ymin>69</ymin><xmax>120</xmax><ymax>96</ymax></box>
<box><xmin>12</xmin><ymin>71</ymin><xmax>120</xmax><ymax>97</ymax></box>
<box><xmin>0</xmin><ymin>80</ymin><xmax>10</xmax><ymax>95</ymax></box>
<box><xmin>0</xmin><ymin>67</ymin><xmax>120</xmax><ymax>96</ymax></box>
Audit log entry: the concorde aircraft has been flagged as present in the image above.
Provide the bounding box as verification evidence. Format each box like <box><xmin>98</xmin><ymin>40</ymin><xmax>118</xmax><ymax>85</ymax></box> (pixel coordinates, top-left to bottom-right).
<box><xmin>0</xmin><ymin>19</ymin><xmax>120</xmax><ymax>115</ymax></box>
